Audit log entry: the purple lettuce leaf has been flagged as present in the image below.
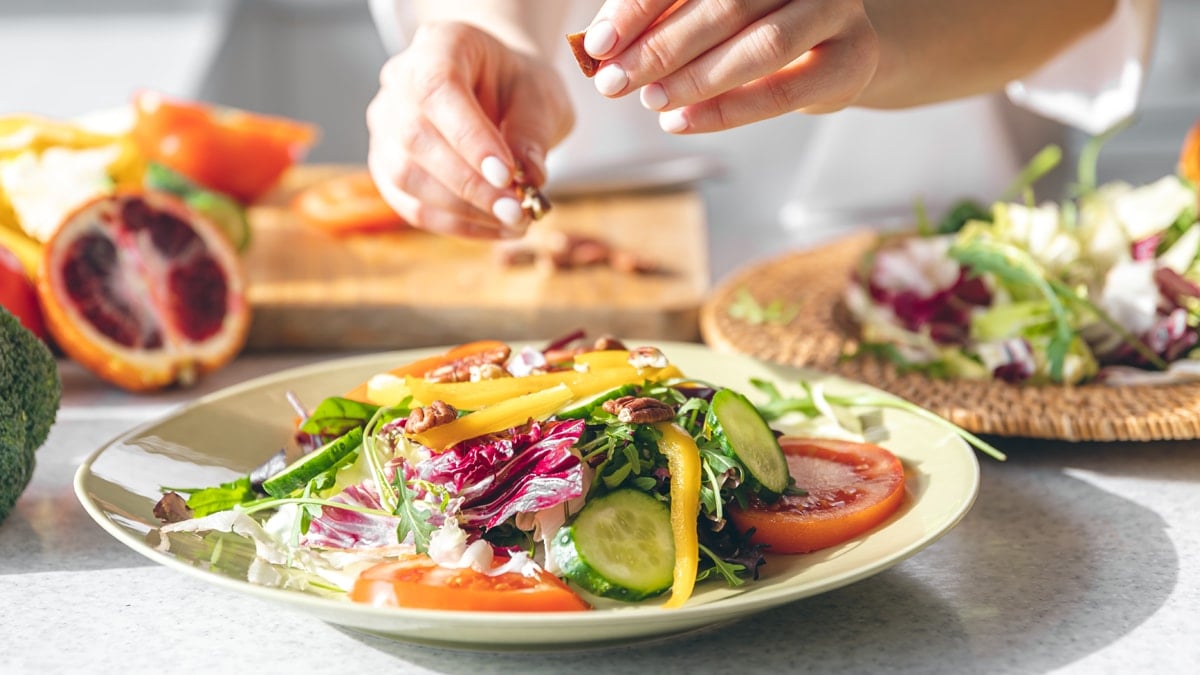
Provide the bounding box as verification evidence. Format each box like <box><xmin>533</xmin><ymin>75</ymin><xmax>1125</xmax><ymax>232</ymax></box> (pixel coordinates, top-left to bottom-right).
<box><xmin>414</xmin><ymin>419</ymin><xmax>585</xmax><ymax>530</ymax></box>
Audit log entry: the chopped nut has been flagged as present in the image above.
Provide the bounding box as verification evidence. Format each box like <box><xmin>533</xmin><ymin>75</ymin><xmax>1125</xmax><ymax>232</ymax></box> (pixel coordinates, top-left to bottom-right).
<box><xmin>593</xmin><ymin>335</ymin><xmax>626</xmax><ymax>351</ymax></box>
<box><xmin>469</xmin><ymin>363</ymin><xmax>509</xmax><ymax>381</ymax></box>
<box><xmin>610</xmin><ymin>248</ymin><xmax>661</xmax><ymax>275</ymax></box>
<box><xmin>628</xmin><ymin>346</ymin><xmax>669</xmax><ymax>370</ymax></box>
<box><xmin>602</xmin><ymin>396</ymin><xmax>676</xmax><ymax>424</ymax></box>
<box><xmin>406</xmin><ymin>400</ymin><xmax>459</xmax><ymax>434</ymax></box>
<box><xmin>153</xmin><ymin>492</ymin><xmax>192</xmax><ymax>524</ymax></box>
<box><xmin>565</xmin><ymin>31</ymin><xmax>600</xmax><ymax>78</ymax></box>
<box><xmin>425</xmin><ymin>346</ymin><xmax>512</xmax><ymax>383</ymax></box>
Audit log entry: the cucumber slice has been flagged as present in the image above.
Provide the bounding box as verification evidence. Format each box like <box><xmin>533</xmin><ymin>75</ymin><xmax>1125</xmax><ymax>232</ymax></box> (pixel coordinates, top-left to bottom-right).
<box><xmin>556</xmin><ymin>384</ymin><xmax>638</xmax><ymax>419</ymax></box>
<box><xmin>186</xmin><ymin>191</ymin><xmax>251</xmax><ymax>251</ymax></box>
<box><xmin>707</xmin><ymin>388</ymin><xmax>790</xmax><ymax>496</ymax></box>
<box><xmin>261</xmin><ymin>427</ymin><xmax>363</xmax><ymax>498</ymax></box>
<box><xmin>552</xmin><ymin>489</ymin><xmax>674</xmax><ymax>601</ymax></box>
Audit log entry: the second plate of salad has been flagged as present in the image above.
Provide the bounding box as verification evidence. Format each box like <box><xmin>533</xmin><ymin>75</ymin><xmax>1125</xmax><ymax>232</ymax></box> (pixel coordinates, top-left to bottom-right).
<box><xmin>75</xmin><ymin>339</ymin><xmax>979</xmax><ymax>650</ymax></box>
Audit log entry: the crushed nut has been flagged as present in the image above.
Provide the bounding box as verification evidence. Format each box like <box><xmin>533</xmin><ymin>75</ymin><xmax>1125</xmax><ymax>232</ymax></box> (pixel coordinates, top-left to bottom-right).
<box><xmin>493</xmin><ymin>229</ymin><xmax>665</xmax><ymax>276</ymax></box>
<box><xmin>153</xmin><ymin>492</ymin><xmax>193</xmax><ymax>524</ymax></box>
<box><xmin>602</xmin><ymin>396</ymin><xmax>676</xmax><ymax>424</ymax></box>
<box><xmin>406</xmin><ymin>400</ymin><xmax>459</xmax><ymax>434</ymax></box>
<box><xmin>592</xmin><ymin>335</ymin><xmax>626</xmax><ymax>351</ymax></box>
<box><xmin>425</xmin><ymin>345</ymin><xmax>512</xmax><ymax>383</ymax></box>
<box><xmin>469</xmin><ymin>363</ymin><xmax>509</xmax><ymax>381</ymax></box>
<box><xmin>565</xmin><ymin>31</ymin><xmax>600</xmax><ymax>78</ymax></box>
<box><xmin>628</xmin><ymin>346</ymin><xmax>669</xmax><ymax>370</ymax></box>
<box><xmin>515</xmin><ymin>168</ymin><xmax>551</xmax><ymax>221</ymax></box>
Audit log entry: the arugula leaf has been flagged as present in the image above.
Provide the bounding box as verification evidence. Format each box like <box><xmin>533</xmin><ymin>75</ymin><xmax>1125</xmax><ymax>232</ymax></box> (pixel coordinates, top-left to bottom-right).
<box><xmin>950</xmin><ymin>238</ymin><xmax>1075</xmax><ymax>381</ymax></box>
<box><xmin>1000</xmin><ymin>144</ymin><xmax>1062</xmax><ymax>203</ymax></box>
<box><xmin>299</xmin><ymin>396</ymin><xmax>381</xmax><ymax>436</ymax></box>
<box><xmin>392</xmin><ymin>473</ymin><xmax>435</xmax><ymax>553</ymax></box>
<box><xmin>728</xmin><ymin>287</ymin><xmax>800</xmax><ymax>326</ymax></box>
<box><xmin>173</xmin><ymin>476</ymin><xmax>258</xmax><ymax>517</ymax></box>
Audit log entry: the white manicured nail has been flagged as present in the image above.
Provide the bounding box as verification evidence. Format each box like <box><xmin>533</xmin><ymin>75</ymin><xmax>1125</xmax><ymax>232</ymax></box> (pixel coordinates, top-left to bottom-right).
<box><xmin>584</xmin><ymin>20</ymin><xmax>618</xmax><ymax>57</ymax></box>
<box><xmin>481</xmin><ymin>156</ymin><xmax>512</xmax><ymax>189</ymax></box>
<box><xmin>594</xmin><ymin>64</ymin><xmax>628</xmax><ymax>96</ymax></box>
<box><xmin>659</xmin><ymin>109</ymin><xmax>688</xmax><ymax>133</ymax></box>
<box><xmin>640</xmin><ymin>83</ymin><xmax>669</xmax><ymax>111</ymax></box>
<box><xmin>493</xmin><ymin>197</ymin><xmax>525</xmax><ymax>227</ymax></box>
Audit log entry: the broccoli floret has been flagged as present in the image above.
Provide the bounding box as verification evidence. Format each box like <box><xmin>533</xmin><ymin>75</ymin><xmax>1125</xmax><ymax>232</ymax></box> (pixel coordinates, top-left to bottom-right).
<box><xmin>1</xmin><ymin>306</ymin><xmax>62</xmax><ymax>524</ymax></box>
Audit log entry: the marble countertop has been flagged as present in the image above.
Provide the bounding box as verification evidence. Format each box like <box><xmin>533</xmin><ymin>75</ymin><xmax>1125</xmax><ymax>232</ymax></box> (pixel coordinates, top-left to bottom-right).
<box><xmin>3</xmin><ymin>354</ymin><xmax>1199</xmax><ymax>674</ymax></box>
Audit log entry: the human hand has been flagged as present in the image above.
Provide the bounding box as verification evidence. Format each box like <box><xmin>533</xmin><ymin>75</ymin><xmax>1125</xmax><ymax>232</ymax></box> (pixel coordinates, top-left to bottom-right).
<box><xmin>367</xmin><ymin>22</ymin><xmax>574</xmax><ymax>238</ymax></box>
<box><xmin>580</xmin><ymin>0</ymin><xmax>879</xmax><ymax>133</ymax></box>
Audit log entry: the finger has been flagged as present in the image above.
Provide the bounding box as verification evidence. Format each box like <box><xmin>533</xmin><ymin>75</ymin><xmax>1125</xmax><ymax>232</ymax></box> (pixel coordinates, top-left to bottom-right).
<box><xmin>659</xmin><ymin>32</ymin><xmax>878</xmax><ymax>133</ymax></box>
<box><xmin>370</xmin><ymin>91</ymin><xmax>531</xmax><ymax>232</ymax></box>
<box><xmin>403</xmin><ymin>26</ymin><xmax>523</xmax><ymax>190</ymax></box>
<box><xmin>371</xmin><ymin>137</ymin><xmax>530</xmax><ymax>237</ymax></box>
<box><xmin>640</xmin><ymin>0</ymin><xmax>842</xmax><ymax>111</ymax></box>
<box><xmin>368</xmin><ymin>151</ymin><xmax>514</xmax><ymax>240</ymax></box>
<box><xmin>584</xmin><ymin>0</ymin><xmax>682</xmax><ymax>60</ymax></box>
<box><xmin>594</xmin><ymin>0</ymin><xmax>786</xmax><ymax>98</ymax></box>
<box><xmin>499</xmin><ymin>83</ymin><xmax>576</xmax><ymax>188</ymax></box>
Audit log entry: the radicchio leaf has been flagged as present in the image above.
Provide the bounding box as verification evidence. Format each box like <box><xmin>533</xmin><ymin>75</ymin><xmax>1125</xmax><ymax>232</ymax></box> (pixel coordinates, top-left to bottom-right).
<box><xmin>414</xmin><ymin>419</ymin><xmax>585</xmax><ymax>530</ymax></box>
<box><xmin>303</xmin><ymin>482</ymin><xmax>400</xmax><ymax>549</ymax></box>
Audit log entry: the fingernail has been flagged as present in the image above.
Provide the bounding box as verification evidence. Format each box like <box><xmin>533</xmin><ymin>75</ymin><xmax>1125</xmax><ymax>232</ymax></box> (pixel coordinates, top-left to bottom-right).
<box><xmin>594</xmin><ymin>64</ymin><xmax>628</xmax><ymax>97</ymax></box>
<box><xmin>659</xmin><ymin>109</ymin><xmax>688</xmax><ymax>133</ymax></box>
<box><xmin>493</xmin><ymin>197</ymin><xmax>525</xmax><ymax>228</ymax></box>
<box><xmin>481</xmin><ymin>156</ymin><xmax>512</xmax><ymax>189</ymax></box>
<box><xmin>584</xmin><ymin>20</ymin><xmax>618</xmax><ymax>57</ymax></box>
<box><xmin>640</xmin><ymin>83</ymin><xmax>669</xmax><ymax>111</ymax></box>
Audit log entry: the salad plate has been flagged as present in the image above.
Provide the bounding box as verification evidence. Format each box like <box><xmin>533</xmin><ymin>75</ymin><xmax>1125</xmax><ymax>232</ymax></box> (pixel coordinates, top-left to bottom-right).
<box><xmin>701</xmin><ymin>232</ymin><xmax>1200</xmax><ymax>442</ymax></box>
<box><xmin>74</xmin><ymin>341</ymin><xmax>979</xmax><ymax>650</ymax></box>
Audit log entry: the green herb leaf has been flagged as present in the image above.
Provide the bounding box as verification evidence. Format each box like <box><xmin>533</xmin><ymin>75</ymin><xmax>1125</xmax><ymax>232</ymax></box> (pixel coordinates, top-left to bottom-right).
<box><xmin>727</xmin><ymin>287</ymin><xmax>800</xmax><ymax>326</ymax></box>
<box><xmin>299</xmin><ymin>396</ymin><xmax>381</xmax><ymax>436</ymax></box>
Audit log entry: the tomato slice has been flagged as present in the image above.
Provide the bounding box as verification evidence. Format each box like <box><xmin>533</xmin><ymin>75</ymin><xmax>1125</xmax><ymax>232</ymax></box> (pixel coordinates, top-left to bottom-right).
<box><xmin>349</xmin><ymin>555</ymin><xmax>590</xmax><ymax>612</ymax></box>
<box><xmin>729</xmin><ymin>437</ymin><xmax>906</xmax><ymax>554</ymax></box>
<box><xmin>131</xmin><ymin>90</ymin><xmax>317</xmax><ymax>203</ymax></box>
<box><xmin>291</xmin><ymin>171</ymin><xmax>407</xmax><ymax>235</ymax></box>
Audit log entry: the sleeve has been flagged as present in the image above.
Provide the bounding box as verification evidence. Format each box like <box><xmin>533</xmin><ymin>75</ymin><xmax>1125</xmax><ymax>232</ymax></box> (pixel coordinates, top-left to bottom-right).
<box><xmin>1005</xmin><ymin>0</ymin><xmax>1159</xmax><ymax>135</ymax></box>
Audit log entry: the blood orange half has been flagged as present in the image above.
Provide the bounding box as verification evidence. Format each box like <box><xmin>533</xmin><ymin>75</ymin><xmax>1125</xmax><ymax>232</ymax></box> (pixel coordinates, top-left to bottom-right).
<box><xmin>36</xmin><ymin>191</ymin><xmax>250</xmax><ymax>391</ymax></box>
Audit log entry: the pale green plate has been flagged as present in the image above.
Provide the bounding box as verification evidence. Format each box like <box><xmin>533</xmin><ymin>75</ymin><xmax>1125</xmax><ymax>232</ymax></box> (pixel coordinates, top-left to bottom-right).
<box><xmin>74</xmin><ymin>341</ymin><xmax>979</xmax><ymax>650</ymax></box>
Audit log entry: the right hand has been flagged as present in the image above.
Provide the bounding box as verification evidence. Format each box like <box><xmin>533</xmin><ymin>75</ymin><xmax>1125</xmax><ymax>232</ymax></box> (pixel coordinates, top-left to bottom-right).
<box><xmin>367</xmin><ymin>22</ymin><xmax>574</xmax><ymax>238</ymax></box>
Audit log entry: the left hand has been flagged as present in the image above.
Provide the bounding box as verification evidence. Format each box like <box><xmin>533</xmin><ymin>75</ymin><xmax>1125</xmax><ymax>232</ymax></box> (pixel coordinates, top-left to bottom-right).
<box><xmin>581</xmin><ymin>0</ymin><xmax>879</xmax><ymax>133</ymax></box>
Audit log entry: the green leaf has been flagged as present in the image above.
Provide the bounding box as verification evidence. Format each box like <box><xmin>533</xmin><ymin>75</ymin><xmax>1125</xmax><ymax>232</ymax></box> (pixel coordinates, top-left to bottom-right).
<box><xmin>179</xmin><ymin>476</ymin><xmax>257</xmax><ymax>517</ymax></box>
<box><xmin>727</xmin><ymin>287</ymin><xmax>800</xmax><ymax>326</ymax></box>
<box><xmin>299</xmin><ymin>396</ymin><xmax>381</xmax><ymax>436</ymax></box>
<box><xmin>392</xmin><ymin>473</ymin><xmax>435</xmax><ymax>553</ymax></box>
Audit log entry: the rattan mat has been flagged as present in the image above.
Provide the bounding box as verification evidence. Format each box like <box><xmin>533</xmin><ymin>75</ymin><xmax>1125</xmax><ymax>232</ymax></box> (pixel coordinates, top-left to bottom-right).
<box><xmin>700</xmin><ymin>230</ymin><xmax>1200</xmax><ymax>442</ymax></box>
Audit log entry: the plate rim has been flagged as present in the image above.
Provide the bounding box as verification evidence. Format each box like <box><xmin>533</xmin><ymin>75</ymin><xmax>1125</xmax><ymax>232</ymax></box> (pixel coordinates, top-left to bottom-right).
<box><xmin>73</xmin><ymin>341</ymin><xmax>980</xmax><ymax>647</ymax></box>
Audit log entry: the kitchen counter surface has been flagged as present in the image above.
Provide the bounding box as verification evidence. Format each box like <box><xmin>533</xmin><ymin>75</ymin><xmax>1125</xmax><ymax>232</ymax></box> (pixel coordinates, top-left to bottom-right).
<box><xmin>3</xmin><ymin>352</ymin><xmax>1199</xmax><ymax>674</ymax></box>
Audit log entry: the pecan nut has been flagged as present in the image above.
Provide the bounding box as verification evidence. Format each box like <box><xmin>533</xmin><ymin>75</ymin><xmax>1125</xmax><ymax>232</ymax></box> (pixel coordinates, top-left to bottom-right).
<box><xmin>592</xmin><ymin>335</ymin><xmax>627</xmax><ymax>351</ymax></box>
<box><xmin>602</xmin><ymin>396</ymin><xmax>676</xmax><ymax>424</ymax></box>
<box><xmin>628</xmin><ymin>346</ymin><xmax>669</xmax><ymax>370</ymax></box>
<box><xmin>425</xmin><ymin>345</ymin><xmax>512</xmax><ymax>383</ymax></box>
<box><xmin>406</xmin><ymin>400</ymin><xmax>458</xmax><ymax>434</ymax></box>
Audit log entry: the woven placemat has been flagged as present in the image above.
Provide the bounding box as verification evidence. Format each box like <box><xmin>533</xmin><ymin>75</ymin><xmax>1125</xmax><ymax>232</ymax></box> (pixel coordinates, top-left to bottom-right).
<box><xmin>700</xmin><ymin>230</ymin><xmax>1200</xmax><ymax>442</ymax></box>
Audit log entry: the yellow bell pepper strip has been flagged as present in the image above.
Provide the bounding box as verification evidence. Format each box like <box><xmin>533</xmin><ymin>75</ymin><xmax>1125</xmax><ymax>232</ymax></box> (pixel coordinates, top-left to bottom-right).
<box><xmin>409</xmin><ymin>384</ymin><xmax>574</xmax><ymax>451</ymax></box>
<box><xmin>365</xmin><ymin>373</ymin><xmax>411</xmax><ymax>406</ymax></box>
<box><xmin>407</xmin><ymin>363</ymin><xmax>678</xmax><ymax>410</ymax></box>
<box><xmin>0</xmin><ymin>225</ymin><xmax>40</xmax><ymax>277</ymax></box>
<box><xmin>406</xmin><ymin>368</ymin><xmax>583</xmax><ymax>409</ymax></box>
<box><xmin>654</xmin><ymin>422</ymin><xmax>701</xmax><ymax>609</ymax></box>
<box><xmin>573</xmin><ymin>349</ymin><xmax>631</xmax><ymax>369</ymax></box>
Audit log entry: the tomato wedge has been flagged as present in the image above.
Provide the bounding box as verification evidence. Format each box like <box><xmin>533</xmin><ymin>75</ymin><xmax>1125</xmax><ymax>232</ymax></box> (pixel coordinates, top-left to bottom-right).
<box><xmin>131</xmin><ymin>90</ymin><xmax>317</xmax><ymax>203</ymax></box>
<box><xmin>291</xmin><ymin>171</ymin><xmax>408</xmax><ymax>235</ymax></box>
<box><xmin>729</xmin><ymin>437</ymin><xmax>906</xmax><ymax>554</ymax></box>
<box><xmin>349</xmin><ymin>555</ymin><xmax>590</xmax><ymax>612</ymax></box>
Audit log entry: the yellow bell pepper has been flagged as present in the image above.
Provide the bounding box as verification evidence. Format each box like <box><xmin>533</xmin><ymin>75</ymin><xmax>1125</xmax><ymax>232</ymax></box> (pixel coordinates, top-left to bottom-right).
<box><xmin>406</xmin><ymin>363</ymin><xmax>678</xmax><ymax>411</ymax></box>
<box><xmin>406</xmin><ymin>369</ymin><xmax>582</xmax><ymax>409</ymax></box>
<box><xmin>654</xmin><ymin>422</ymin><xmax>701</xmax><ymax>609</ymax></box>
<box><xmin>365</xmin><ymin>373</ymin><xmax>411</xmax><ymax>407</ymax></box>
<box><xmin>573</xmin><ymin>350</ymin><xmax>631</xmax><ymax>369</ymax></box>
<box><xmin>409</xmin><ymin>384</ymin><xmax>575</xmax><ymax>451</ymax></box>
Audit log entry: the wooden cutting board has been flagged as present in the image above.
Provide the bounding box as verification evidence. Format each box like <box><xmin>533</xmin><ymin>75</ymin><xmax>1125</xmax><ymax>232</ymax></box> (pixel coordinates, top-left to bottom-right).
<box><xmin>242</xmin><ymin>165</ymin><xmax>709</xmax><ymax>350</ymax></box>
